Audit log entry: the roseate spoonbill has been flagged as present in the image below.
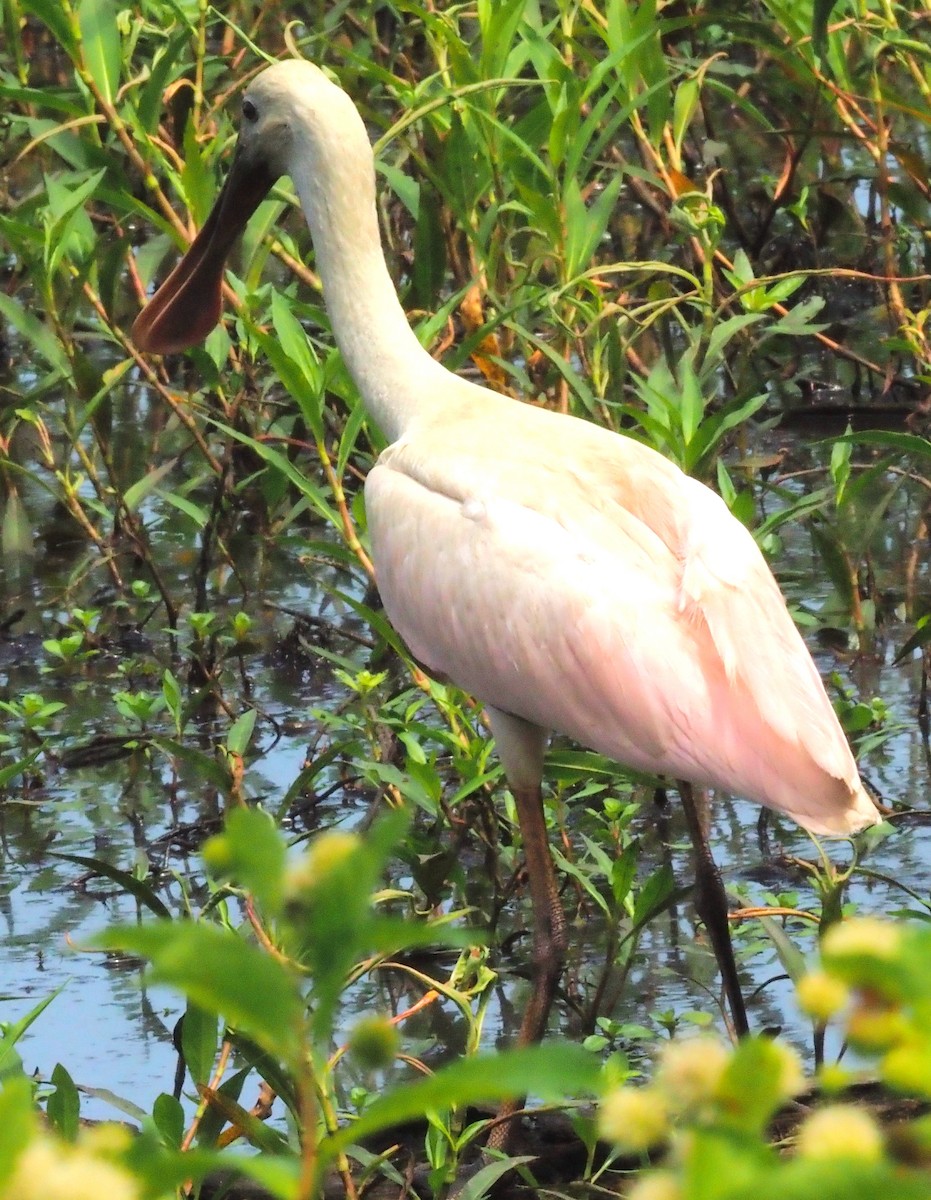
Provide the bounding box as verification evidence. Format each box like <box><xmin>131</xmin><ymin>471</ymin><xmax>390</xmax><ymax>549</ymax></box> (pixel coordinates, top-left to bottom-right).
<box><xmin>132</xmin><ymin>60</ymin><xmax>879</xmax><ymax>1049</ymax></box>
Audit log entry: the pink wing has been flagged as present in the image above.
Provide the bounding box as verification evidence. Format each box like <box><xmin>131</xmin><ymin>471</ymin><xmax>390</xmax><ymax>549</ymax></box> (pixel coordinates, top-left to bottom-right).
<box><xmin>365</xmin><ymin>410</ymin><xmax>876</xmax><ymax>836</ymax></box>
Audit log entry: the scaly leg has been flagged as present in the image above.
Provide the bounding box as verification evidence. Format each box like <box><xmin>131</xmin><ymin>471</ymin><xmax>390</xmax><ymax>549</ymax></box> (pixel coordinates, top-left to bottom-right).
<box><xmin>677</xmin><ymin>780</ymin><xmax>749</xmax><ymax>1037</ymax></box>
<box><xmin>487</xmin><ymin>781</ymin><xmax>568</xmax><ymax>1150</ymax></box>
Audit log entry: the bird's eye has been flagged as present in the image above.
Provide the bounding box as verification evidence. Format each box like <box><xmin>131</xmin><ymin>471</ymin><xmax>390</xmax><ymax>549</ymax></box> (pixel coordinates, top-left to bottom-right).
<box><xmin>242</xmin><ymin>97</ymin><xmax>258</xmax><ymax>122</ymax></box>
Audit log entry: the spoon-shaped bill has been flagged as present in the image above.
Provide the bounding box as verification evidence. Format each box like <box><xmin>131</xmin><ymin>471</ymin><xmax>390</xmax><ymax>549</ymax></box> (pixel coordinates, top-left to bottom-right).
<box><xmin>131</xmin><ymin>151</ymin><xmax>275</xmax><ymax>354</ymax></box>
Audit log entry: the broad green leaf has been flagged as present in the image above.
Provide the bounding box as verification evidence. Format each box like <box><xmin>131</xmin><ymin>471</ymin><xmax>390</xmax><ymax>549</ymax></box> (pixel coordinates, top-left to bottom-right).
<box><xmin>77</xmin><ymin>0</ymin><xmax>121</xmax><ymax>104</ymax></box>
<box><xmin>318</xmin><ymin>1042</ymin><xmax>602</xmax><ymax>1168</ymax></box>
<box><xmin>672</xmin><ymin>77</ymin><xmax>700</xmax><ymax>156</ymax></box>
<box><xmin>153</xmin><ymin>1093</ymin><xmax>185</xmax><ymax>1149</ymax></box>
<box><xmin>0</xmin><ymin>294</ymin><xmax>69</xmax><ymax>374</ymax></box>
<box><xmin>203</xmin><ymin>807</ymin><xmax>286</xmax><ymax>917</ymax></box>
<box><xmin>267</xmin><ymin>290</ymin><xmax>325</xmax><ymax>438</ymax></box>
<box><xmin>633</xmin><ymin>864</ymin><xmax>676</xmax><ymax>930</ymax></box>
<box><xmin>0</xmin><ymin>1078</ymin><xmax>35</xmax><ymax>1189</ymax></box>
<box><xmin>94</xmin><ymin>921</ymin><xmax>305</xmax><ymax>1063</ymax></box>
<box><xmin>181</xmin><ymin>1002</ymin><xmax>220</xmax><ymax>1089</ymax></box>
<box><xmin>46</xmin><ymin>1064</ymin><xmax>80</xmax><ymax>1141</ymax></box>
<box><xmin>226</xmin><ymin>708</ymin><xmax>257</xmax><ymax>757</ymax></box>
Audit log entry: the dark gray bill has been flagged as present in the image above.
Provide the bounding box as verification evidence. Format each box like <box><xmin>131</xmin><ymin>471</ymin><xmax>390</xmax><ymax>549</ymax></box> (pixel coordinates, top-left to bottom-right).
<box><xmin>132</xmin><ymin>150</ymin><xmax>276</xmax><ymax>354</ymax></box>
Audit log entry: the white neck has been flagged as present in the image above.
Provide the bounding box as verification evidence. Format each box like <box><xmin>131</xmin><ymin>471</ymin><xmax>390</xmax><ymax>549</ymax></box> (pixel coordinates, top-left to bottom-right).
<box><xmin>289</xmin><ymin>134</ymin><xmax>447</xmax><ymax>443</ymax></box>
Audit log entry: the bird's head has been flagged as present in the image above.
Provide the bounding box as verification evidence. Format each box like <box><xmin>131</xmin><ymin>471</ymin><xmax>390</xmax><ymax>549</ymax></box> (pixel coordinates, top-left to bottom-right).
<box><xmin>132</xmin><ymin>59</ymin><xmax>365</xmax><ymax>355</ymax></box>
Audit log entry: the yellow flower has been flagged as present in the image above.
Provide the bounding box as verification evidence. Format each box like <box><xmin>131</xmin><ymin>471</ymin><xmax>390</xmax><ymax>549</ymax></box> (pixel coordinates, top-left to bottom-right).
<box><xmin>598</xmin><ymin>1086</ymin><xmax>669</xmax><ymax>1152</ymax></box>
<box><xmin>1</xmin><ymin>1137</ymin><xmax>138</xmax><ymax>1200</ymax></box>
<box><xmin>655</xmin><ymin>1037</ymin><xmax>730</xmax><ymax>1111</ymax></box>
<box><xmin>627</xmin><ymin>1170</ymin><xmax>683</xmax><ymax>1200</ymax></box>
<box><xmin>846</xmin><ymin>1003</ymin><xmax>907</xmax><ymax>1052</ymax></box>
<box><xmin>822</xmin><ymin>918</ymin><xmax>902</xmax><ymax>961</ymax></box>
<box><xmin>795</xmin><ymin>1105</ymin><xmax>884</xmax><ymax>1162</ymax></box>
<box><xmin>285</xmin><ymin>830</ymin><xmax>361</xmax><ymax>895</ymax></box>
<box><xmin>796</xmin><ymin>971</ymin><xmax>849</xmax><ymax>1021</ymax></box>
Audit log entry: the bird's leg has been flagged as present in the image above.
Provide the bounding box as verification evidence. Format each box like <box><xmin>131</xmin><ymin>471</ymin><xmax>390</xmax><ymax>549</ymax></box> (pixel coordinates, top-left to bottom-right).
<box><xmin>511</xmin><ymin>781</ymin><xmax>569</xmax><ymax>1037</ymax></box>
<box><xmin>677</xmin><ymin>780</ymin><xmax>750</xmax><ymax>1038</ymax></box>
<box><xmin>487</xmin><ymin>781</ymin><xmax>568</xmax><ymax>1151</ymax></box>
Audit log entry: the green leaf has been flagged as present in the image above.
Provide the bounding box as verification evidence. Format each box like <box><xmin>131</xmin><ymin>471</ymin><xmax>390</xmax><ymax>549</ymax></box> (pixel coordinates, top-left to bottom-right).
<box><xmin>758</xmin><ymin>915</ymin><xmax>808</xmax><ymax>984</ymax></box>
<box><xmin>0</xmin><ymin>295</ymin><xmax>69</xmax><ymax>375</ymax></box>
<box><xmin>672</xmin><ymin>77</ymin><xmax>700</xmax><ymax>156</ymax></box>
<box><xmin>319</xmin><ymin>1043</ymin><xmax>602</xmax><ymax>1168</ymax></box>
<box><xmin>0</xmin><ymin>985</ymin><xmax>67</xmax><ymax>1083</ymax></box>
<box><xmin>181</xmin><ymin>1002</ymin><xmax>219</xmax><ymax>1089</ymax></box>
<box><xmin>266</xmin><ymin>290</ymin><xmax>325</xmax><ymax>438</ymax></box>
<box><xmin>1</xmin><ymin>490</ymin><xmax>34</xmax><ymax>559</ymax></box>
<box><xmin>148</xmin><ymin>736</ymin><xmax>234</xmax><ymax>792</ymax></box>
<box><xmin>456</xmin><ymin>1156</ymin><xmax>537</xmax><ymax>1200</ymax></box>
<box><xmin>77</xmin><ymin>0</ymin><xmax>121</xmax><ymax>103</ymax></box>
<box><xmin>207</xmin><ymin>418</ymin><xmax>339</xmax><ymax>530</ymax></box>
<box><xmin>46</xmin><ymin>1064</ymin><xmax>80</xmax><ymax>1141</ymax></box>
<box><xmin>632</xmin><ymin>864</ymin><xmax>676</xmax><ymax>930</ymax></box>
<box><xmin>162</xmin><ymin>670</ymin><xmax>183</xmax><ymax>732</ymax></box>
<box><xmin>93</xmin><ymin>921</ymin><xmax>305</xmax><ymax>1064</ymax></box>
<box><xmin>812</xmin><ymin>0</ymin><xmax>841</xmax><ymax>66</ymax></box>
<box><xmin>0</xmin><ymin>1078</ymin><xmax>35</xmax><ymax>1190</ymax></box>
<box><xmin>831</xmin><ymin>429</ymin><xmax>931</xmax><ymax>461</ymax></box>
<box><xmin>296</xmin><ymin>808</ymin><xmax>412</xmax><ymax>1041</ymax></box>
<box><xmin>830</xmin><ymin>430</ymin><xmax>852</xmax><ymax>504</ymax></box>
<box><xmin>895</xmin><ymin>615</ymin><xmax>931</xmax><ymax>664</ymax></box>
<box><xmin>226</xmin><ymin>708</ymin><xmax>257</xmax><ymax>756</ymax></box>
<box><xmin>679</xmin><ymin>360</ymin><xmax>705</xmax><ymax>452</ymax></box>
<box><xmin>716</xmin><ymin>1036</ymin><xmax>800</xmax><ymax>1134</ymax></box>
<box><xmin>564</xmin><ymin>173</ymin><xmax>623</xmax><ymax>279</ymax></box>
<box><xmin>478</xmin><ymin>0</ymin><xmax>527</xmax><ymax>79</ymax></box>
<box><xmin>154</xmin><ymin>488</ymin><xmax>210</xmax><ymax>529</ymax></box>
<box><xmin>203</xmin><ymin>808</ymin><xmax>286</xmax><ymax>917</ymax></box>
<box><xmin>153</xmin><ymin>1092</ymin><xmax>186</xmax><ymax>1149</ymax></box>
<box><xmin>122</xmin><ymin>459</ymin><xmax>180</xmax><ymax>513</ymax></box>
<box><xmin>51</xmin><ymin>853</ymin><xmax>172</xmax><ymax>919</ymax></box>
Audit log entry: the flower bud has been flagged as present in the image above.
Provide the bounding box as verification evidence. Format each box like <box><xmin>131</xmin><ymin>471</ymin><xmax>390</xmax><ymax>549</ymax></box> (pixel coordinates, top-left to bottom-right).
<box><xmin>285</xmin><ymin>830</ymin><xmax>361</xmax><ymax>897</ymax></box>
<box><xmin>655</xmin><ymin>1037</ymin><xmax>730</xmax><ymax>1112</ymax></box>
<box><xmin>627</xmin><ymin>1171</ymin><xmax>683</xmax><ymax>1200</ymax></box>
<box><xmin>348</xmin><ymin>1015</ymin><xmax>400</xmax><ymax>1070</ymax></box>
<box><xmin>822</xmin><ymin>918</ymin><xmax>901</xmax><ymax>961</ymax></box>
<box><xmin>598</xmin><ymin>1086</ymin><xmax>669</xmax><ymax>1152</ymax></box>
<box><xmin>796</xmin><ymin>970</ymin><xmax>849</xmax><ymax>1021</ymax></box>
<box><xmin>795</xmin><ymin>1105</ymin><xmax>884</xmax><ymax>1162</ymax></box>
<box><xmin>2</xmin><ymin>1138</ymin><xmax>138</xmax><ymax>1200</ymax></box>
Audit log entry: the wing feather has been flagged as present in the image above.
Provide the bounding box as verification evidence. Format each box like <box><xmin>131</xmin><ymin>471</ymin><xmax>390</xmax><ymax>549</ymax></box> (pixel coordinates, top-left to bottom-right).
<box><xmin>365</xmin><ymin>401</ymin><xmax>877</xmax><ymax>836</ymax></box>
